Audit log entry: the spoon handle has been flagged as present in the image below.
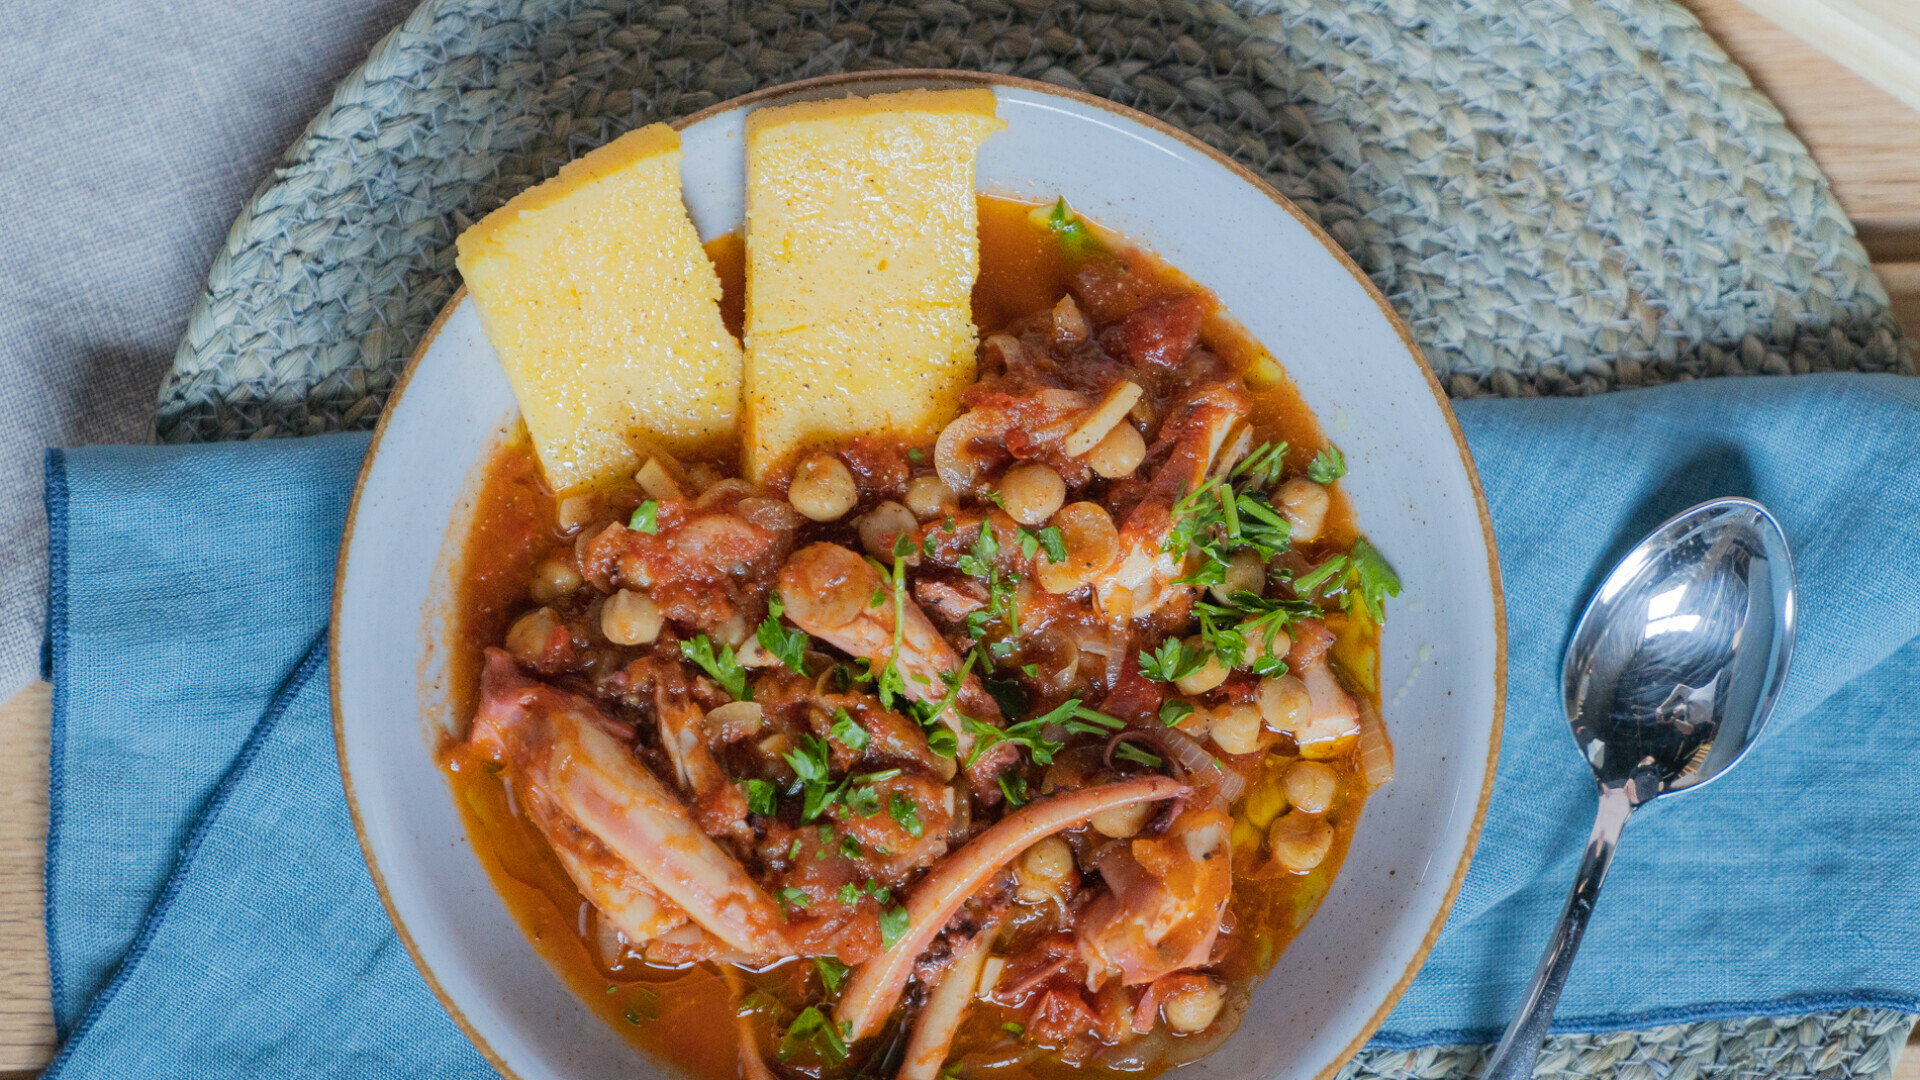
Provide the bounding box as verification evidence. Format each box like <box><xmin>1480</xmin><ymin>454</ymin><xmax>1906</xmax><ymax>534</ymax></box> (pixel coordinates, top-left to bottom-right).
<box><xmin>1482</xmin><ymin>784</ymin><xmax>1634</xmax><ymax>1080</ymax></box>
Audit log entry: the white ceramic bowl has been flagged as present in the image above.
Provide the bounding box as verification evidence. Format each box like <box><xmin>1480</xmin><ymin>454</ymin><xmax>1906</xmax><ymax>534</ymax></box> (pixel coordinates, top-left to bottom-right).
<box><xmin>332</xmin><ymin>71</ymin><xmax>1505</xmax><ymax>1080</ymax></box>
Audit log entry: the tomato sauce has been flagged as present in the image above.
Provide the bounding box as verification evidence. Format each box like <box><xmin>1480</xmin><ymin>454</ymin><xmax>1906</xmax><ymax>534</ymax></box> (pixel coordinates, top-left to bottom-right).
<box><xmin>441</xmin><ymin>195</ymin><xmax>1381</xmax><ymax>1079</ymax></box>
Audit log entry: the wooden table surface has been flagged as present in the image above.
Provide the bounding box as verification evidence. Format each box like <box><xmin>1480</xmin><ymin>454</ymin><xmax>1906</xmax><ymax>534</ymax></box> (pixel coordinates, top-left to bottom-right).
<box><xmin>2</xmin><ymin>2</ymin><xmax>1915</xmax><ymax>1074</ymax></box>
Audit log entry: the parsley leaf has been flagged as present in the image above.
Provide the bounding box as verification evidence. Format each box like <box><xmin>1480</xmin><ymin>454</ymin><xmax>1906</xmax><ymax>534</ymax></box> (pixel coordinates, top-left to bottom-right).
<box><xmin>1003</xmin><ymin>1021</ymin><xmax>1027</xmax><ymax>1038</ymax></box>
<box><xmin>814</xmin><ymin>956</ymin><xmax>850</xmax><ymax>994</ymax></box>
<box><xmin>1307</xmin><ymin>446</ymin><xmax>1348</xmax><ymax>484</ymax></box>
<box><xmin>778</xmin><ymin>886</ymin><xmax>810</xmax><ymax>912</ymax></box>
<box><xmin>628</xmin><ymin>500</ymin><xmax>659</xmax><ymax>534</ymax></box>
<box><xmin>879</xmin><ymin>905</ymin><xmax>911</xmax><ymax>950</ymax></box>
<box><xmin>1160</xmin><ymin>700</ymin><xmax>1195</xmax><ymax>727</ymax></box>
<box><xmin>756</xmin><ymin>591</ymin><xmax>811</xmax><ymax>675</ymax></box>
<box><xmin>1035</xmin><ymin>526</ymin><xmax>1069</xmax><ymax>563</ymax></box>
<box><xmin>831</xmin><ymin>708</ymin><xmax>869</xmax><ymax>753</ymax></box>
<box><xmin>1114</xmin><ymin>742</ymin><xmax>1163</xmax><ymax>768</ymax></box>
<box><xmin>888</xmin><ymin>792</ymin><xmax>924</xmax><ymax>838</ymax></box>
<box><xmin>1348</xmin><ymin>537</ymin><xmax>1402</xmax><ymax>622</ymax></box>
<box><xmin>1295</xmin><ymin>554</ymin><xmax>1350</xmax><ymax>597</ymax></box>
<box><xmin>999</xmin><ymin>773</ymin><xmax>1029</xmax><ymax>806</ymax></box>
<box><xmin>1232</xmin><ymin>440</ymin><xmax>1290</xmax><ymax>490</ymax></box>
<box><xmin>741</xmin><ymin>778</ymin><xmax>776</xmax><ymax>817</ymax></box>
<box><xmin>679</xmin><ymin>635</ymin><xmax>751</xmax><ymax>701</ymax></box>
<box><xmin>1138</xmin><ymin>637</ymin><xmax>1206</xmax><ymax>683</ymax></box>
<box><xmin>926</xmin><ymin>728</ymin><xmax>958</xmax><ymax>758</ymax></box>
<box><xmin>845</xmin><ymin>783</ymin><xmax>882</xmax><ymax>817</ymax></box>
<box><xmin>839</xmin><ymin>834</ymin><xmax>863</xmax><ymax>859</ymax></box>
<box><xmin>837</xmin><ymin>882</ymin><xmax>864</xmax><ymax>906</ymax></box>
<box><xmin>779</xmin><ymin>1006</ymin><xmax>847</xmax><ymax>1064</ymax></box>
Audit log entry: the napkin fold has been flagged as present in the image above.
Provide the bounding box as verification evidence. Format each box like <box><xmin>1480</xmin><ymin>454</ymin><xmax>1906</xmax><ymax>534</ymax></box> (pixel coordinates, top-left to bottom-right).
<box><xmin>40</xmin><ymin>375</ymin><xmax>1920</xmax><ymax>1076</ymax></box>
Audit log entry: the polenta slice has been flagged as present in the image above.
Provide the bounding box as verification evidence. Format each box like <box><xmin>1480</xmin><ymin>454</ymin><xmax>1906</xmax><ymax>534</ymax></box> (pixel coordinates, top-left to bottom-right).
<box><xmin>742</xmin><ymin>89</ymin><xmax>1005</xmax><ymax>481</ymax></box>
<box><xmin>456</xmin><ymin>124</ymin><xmax>741</xmax><ymax>492</ymax></box>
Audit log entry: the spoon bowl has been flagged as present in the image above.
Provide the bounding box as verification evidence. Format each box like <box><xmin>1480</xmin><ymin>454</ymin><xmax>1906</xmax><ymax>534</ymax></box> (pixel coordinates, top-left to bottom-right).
<box><xmin>1563</xmin><ymin>497</ymin><xmax>1797</xmax><ymax>805</ymax></box>
<box><xmin>1484</xmin><ymin>497</ymin><xmax>1797</xmax><ymax>1079</ymax></box>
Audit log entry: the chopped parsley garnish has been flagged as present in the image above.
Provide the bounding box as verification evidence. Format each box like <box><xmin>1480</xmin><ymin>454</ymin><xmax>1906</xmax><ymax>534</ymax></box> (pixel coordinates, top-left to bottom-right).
<box><xmin>756</xmin><ymin>591</ymin><xmax>811</xmax><ymax>675</ymax></box>
<box><xmin>814</xmin><ymin>955</ymin><xmax>850</xmax><ymax>993</ymax></box>
<box><xmin>839</xmin><ymin>834</ymin><xmax>863</xmax><ymax>860</ymax></box>
<box><xmin>1294</xmin><ymin>554</ymin><xmax>1350</xmax><ymax>597</ymax></box>
<box><xmin>888</xmin><ymin>792</ymin><xmax>924</xmax><ymax>838</ymax></box>
<box><xmin>742</xmin><ymin>778</ymin><xmax>776</xmax><ymax>817</ymax></box>
<box><xmin>1003</xmin><ymin>1021</ymin><xmax>1027</xmax><ymax>1037</ymax></box>
<box><xmin>872</xmin><ymin>547</ymin><xmax>913</xmax><ymax>708</ymax></box>
<box><xmin>1307</xmin><ymin>445</ymin><xmax>1348</xmax><ymax>484</ymax></box>
<box><xmin>999</xmin><ymin>773</ymin><xmax>1029</xmax><ymax>806</ymax></box>
<box><xmin>926</xmin><ymin>728</ymin><xmax>958</xmax><ymax>758</ymax></box>
<box><xmin>779</xmin><ymin>1006</ymin><xmax>847</xmax><ymax>1063</ymax></box>
<box><xmin>837</xmin><ymin>882</ymin><xmax>864</xmax><ymax>905</ymax></box>
<box><xmin>907</xmin><ymin>447</ymin><xmax>926</xmax><ymax>464</ymax></box>
<box><xmin>778</xmin><ymin>886</ymin><xmax>811</xmax><ymax>912</ymax></box>
<box><xmin>1045</xmin><ymin>197</ymin><xmax>1097</xmax><ymax>256</ymax></box>
<box><xmin>1138</xmin><ymin>637</ymin><xmax>1207</xmax><ymax>683</ymax></box>
<box><xmin>845</xmin><ymin>782</ymin><xmax>883</xmax><ymax>818</ymax></box>
<box><xmin>1348</xmin><ymin>537</ymin><xmax>1403</xmax><ymax>622</ymax></box>
<box><xmin>954</xmin><ymin>521</ymin><xmax>1001</xmax><ymax>577</ymax></box>
<box><xmin>1035</xmin><ymin>526</ymin><xmax>1068</xmax><ymax>563</ymax></box>
<box><xmin>1233</xmin><ymin>440</ymin><xmax>1290</xmax><ymax>490</ymax></box>
<box><xmin>679</xmin><ymin>635</ymin><xmax>750</xmax><ymax>701</ymax></box>
<box><xmin>628</xmin><ymin>500</ymin><xmax>659</xmax><ymax>534</ymax></box>
<box><xmin>831</xmin><ymin>708</ymin><xmax>869</xmax><ymax>753</ymax></box>
<box><xmin>965</xmin><ymin>698</ymin><xmax>1121</xmax><ymax>768</ymax></box>
<box><xmin>1113</xmin><ymin>742</ymin><xmax>1164</xmax><ymax>768</ymax></box>
<box><xmin>1160</xmin><ymin>700</ymin><xmax>1195</xmax><ymax>727</ymax></box>
<box><xmin>879</xmin><ymin>905</ymin><xmax>911</xmax><ymax>950</ymax></box>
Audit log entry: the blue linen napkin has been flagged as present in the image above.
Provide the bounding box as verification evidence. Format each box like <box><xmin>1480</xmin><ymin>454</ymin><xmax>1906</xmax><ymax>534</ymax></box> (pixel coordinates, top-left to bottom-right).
<box><xmin>39</xmin><ymin>374</ymin><xmax>1920</xmax><ymax>1076</ymax></box>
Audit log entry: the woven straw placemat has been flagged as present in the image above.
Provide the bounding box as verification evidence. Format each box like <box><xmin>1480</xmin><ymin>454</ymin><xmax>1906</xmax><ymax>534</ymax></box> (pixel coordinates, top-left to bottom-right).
<box><xmin>152</xmin><ymin>0</ymin><xmax>1914</xmax><ymax>1075</ymax></box>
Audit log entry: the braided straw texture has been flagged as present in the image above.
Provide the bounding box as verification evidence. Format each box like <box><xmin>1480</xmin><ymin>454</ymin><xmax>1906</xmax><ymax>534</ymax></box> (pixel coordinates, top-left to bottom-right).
<box><xmin>157</xmin><ymin>0</ymin><xmax>1912</xmax><ymax>440</ymax></box>
<box><xmin>155</xmin><ymin>0</ymin><xmax>1915</xmax><ymax>1076</ymax></box>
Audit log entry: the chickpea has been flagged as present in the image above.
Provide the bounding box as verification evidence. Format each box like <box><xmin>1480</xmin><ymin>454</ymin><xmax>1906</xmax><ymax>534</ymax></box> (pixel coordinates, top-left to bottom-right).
<box><xmin>1090</xmin><ymin>799</ymin><xmax>1155</xmax><ymax>838</ymax></box>
<box><xmin>1241</xmin><ymin>623</ymin><xmax>1292</xmax><ymax>671</ymax></box>
<box><xmin>1257</xmin><ymin>674</ymin><xmax>1311</xmax><ymax>733</ymax></box>
<box><xmin>1173</xmin><ymin>638</ymin><xmax>1228</xmax><ymax>695</ymax></box>
<box><xmin>1284</xmin><ymin>760</ymin><xmax>1340</xmax><ymax>815</ymax></box>
<box><xmin>505</xmin><ymin>607</ymin><xmax>562</xmax><ymax>665</ymax></box>
<box><xmin>1277</xmin><ymin>478</ymin><xmax>1330</xmax><ymax>544</ymax></box>
<box><xmin>1208</xmin><ymin>549</ymin><xmax>1267</xmax><ymax>604</ymax></box>
<box><xmin>600</xmin><ymin>589</ymin><xmax>663</xmax><ymax>645</ymax></box>
<box><xmin>1015</xmin><ymin>835</ymin><xmax>1076</xmax><ymax>902</ymax></box>
<box><xmin>788</xmin><ymin>453</ymin><xmax>858</xmax><ymax>522</ymax></box>
<box><xmin>529</xmin><ymin>555</ymin><xmax>583</xmax><ymax>603</ymax></box>
<box><xmin>997</xmin><ymin>463</ymin><xmax>1066</xmax><ymax>526</ymax></box>
<box><xmin>1208</xmin><ymin>703</ymin><xmax>1264</xmax><ymax>756</ymax></box>
<box><xmin>1161</xmin><ymin>978</ymin><xmax>1228</xmax><ymax>1034</ymax></box>
<box><xmin>858</xmin><ymin>501</ymin><xmax>919</xmax><ymax>560</ymax></box>
<box><xmin>1085</xmin><ymin>422</ymin><xmax>1146</xmax><ymax>479</ymax></box>
<box><xmin>1269</xmin><ymin>810</ymin><xmax>1334</xmax><ymax>873</ymax></box>
<box><xmin>1036</xmin><ymin>502</ymin><xmax>1119</xmax><ymax>594</ymax></box>
<box><xmin>904</xmin><ymin>473</ymin><xmax>957</xmax><ymax>521</ymax></box>
<box><xmin>555</xmin><ymin>493</ymin><xmax>600</xmax><ymax>534</ymax></box>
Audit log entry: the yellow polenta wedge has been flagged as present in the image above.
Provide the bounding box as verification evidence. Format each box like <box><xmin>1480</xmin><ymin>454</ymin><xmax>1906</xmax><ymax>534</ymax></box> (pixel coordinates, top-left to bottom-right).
<box><xmin>456</xmin><ymin>124</ymin><xmax>741</xmax><ymax>492</ymax></box>
<box><xmin>743</xmin><ymin>89</ymin><xmax>1005</xmax><ymax>480</ymax></box>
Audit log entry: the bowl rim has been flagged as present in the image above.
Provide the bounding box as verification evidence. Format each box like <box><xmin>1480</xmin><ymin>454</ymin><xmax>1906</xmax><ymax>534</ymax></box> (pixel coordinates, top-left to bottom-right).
<box><xmin>329</xmin><ymin>68</ymin><xmax>1508</xmax><ymax>1080</ymax></box>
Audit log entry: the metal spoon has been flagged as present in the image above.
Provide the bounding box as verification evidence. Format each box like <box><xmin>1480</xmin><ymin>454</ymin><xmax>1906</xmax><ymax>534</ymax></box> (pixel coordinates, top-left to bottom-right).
<box><xmin>1482</xmin><ymin>497</ymin><xmax>1798</xmax><ymax>1080</ymax></box>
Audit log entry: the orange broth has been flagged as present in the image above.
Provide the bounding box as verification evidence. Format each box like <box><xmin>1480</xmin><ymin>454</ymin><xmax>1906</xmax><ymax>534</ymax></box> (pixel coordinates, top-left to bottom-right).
<box><xmin>441</xmin><ymin>195</ymin><xmax>1380</xmax><ymax>1079</ymax></box>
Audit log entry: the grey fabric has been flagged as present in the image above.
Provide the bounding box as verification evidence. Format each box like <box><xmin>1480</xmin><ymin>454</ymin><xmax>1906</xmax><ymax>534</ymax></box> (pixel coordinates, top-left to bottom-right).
<box><xmin>0</xmin><ymin>0</ymin><xmax>419</xmax><ymax>697</ymax></box>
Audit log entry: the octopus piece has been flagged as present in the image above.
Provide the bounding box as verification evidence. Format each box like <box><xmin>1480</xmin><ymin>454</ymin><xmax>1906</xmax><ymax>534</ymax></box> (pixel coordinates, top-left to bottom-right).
<box><xmin>898</xmin><ymin>912</ymin><xmax>1004</xmax><ymax>1080</ymax></box>
<box><xmin>778</xmin><ymin>542</ymin><xmax>1017</xmax><ymax>791</ymax></box>
<box><xmin>1286</xmin><ymin>619</ymin><xmax>1363</xmax><ymax>751</ymax></box>
<box><xmin>934</xmin><ymin>387</ymin><xmax>1091</xmax><ymax>497</ymax></box>
<box><xmin>1088</xmin><ymin>382</ymin><xmax>1250</xmax><ymax>621</ymax></box>
<box><xmin>836</xmin><ymin>776</ymin><xmax>1189</xmax><ymax>1042</ymax></box>
<box><xmin>1076</xmin><ymin>806</ymin><xmax>1233</xmax><ymax>988</ymax></box>
<box><xmin>469</xmin><ymin>649</ymin><xmax>792</xmax><ymax>957</ymax></box>
<box><xmin>578</xmin><ymin>484</ymin><xmax>797</xmax><ymax>635</ymax></box>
